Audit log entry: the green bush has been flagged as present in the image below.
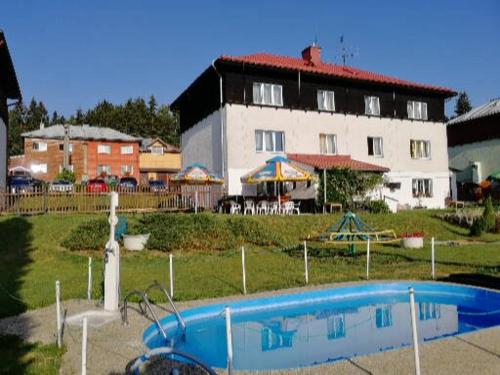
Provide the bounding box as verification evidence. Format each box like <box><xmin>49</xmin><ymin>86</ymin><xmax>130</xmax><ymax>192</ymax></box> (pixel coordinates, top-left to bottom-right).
<box><xmin>483</xmin><ymin>196</ymin><xmax>496</xmax><ymax>232</ymax></box>
<box><xmin>137</xmin><ymin>213</ymin><xmax>279</xmax><ymax>252</ymax></box>
<box><xmin>61</xmin><ymin>218</ymin><xmax>109</xmax><ymax>250</ymax></box>
<box><xmin>55</xmin><ymin>168</ymin><xmax>76</xmax><ymax>183</ymax></box>
<box><xmin>364</xmin><ymin>200</ymin><xmax>390</xmax><ymax>214</ymax></box>
<box><xmin>470</xmin><ymin>217</ymin><xmax>486</xmax><ymax>236</ymax></box>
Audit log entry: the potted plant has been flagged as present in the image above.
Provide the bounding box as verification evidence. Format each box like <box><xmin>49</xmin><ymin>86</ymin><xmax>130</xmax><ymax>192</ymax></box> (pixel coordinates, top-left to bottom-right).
<box><xmin>122</xmin><ymin>225</ymin><xmax>150</xmax><ymax>251</ymax></box>
<box><xmin>401</xmin><ymin>231</ymin><xmax>424</xmax><ymax>249</ymax></box>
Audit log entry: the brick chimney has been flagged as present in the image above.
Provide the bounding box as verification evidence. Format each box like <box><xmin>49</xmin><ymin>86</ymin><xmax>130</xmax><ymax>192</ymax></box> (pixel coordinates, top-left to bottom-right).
<box><xmin>301</xmin><ymin>44</ymin><xmax>322</xmax><ymax>66</ymax></box>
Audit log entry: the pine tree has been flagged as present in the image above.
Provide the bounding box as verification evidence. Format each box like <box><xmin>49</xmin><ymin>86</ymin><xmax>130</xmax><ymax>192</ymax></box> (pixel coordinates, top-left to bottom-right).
<box><xmin>455</xmin><ymin>92</ymin><xmax>472</xmax><ymax>116</ymax></box>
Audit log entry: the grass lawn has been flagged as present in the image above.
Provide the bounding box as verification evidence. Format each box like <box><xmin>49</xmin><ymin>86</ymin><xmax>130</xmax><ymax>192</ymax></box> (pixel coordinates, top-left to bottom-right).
<box><xmin>0</xmin><ymin>210</ymin><xmax>498</xmax><ymax>318</ymax></box>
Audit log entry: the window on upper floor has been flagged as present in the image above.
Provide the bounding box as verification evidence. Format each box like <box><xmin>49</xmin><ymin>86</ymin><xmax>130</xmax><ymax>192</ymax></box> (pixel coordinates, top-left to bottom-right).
<box><xmin>367</xmin><ymin>137</ymin><xmax>383</xmax><ymax>157</ymax></box>
<box><xmin>121</xmin><ymin>165</ymin><xmax>133</xmax><ymax>175</ymax></box>
<box><xmin>255</xmin><ymin>130</ymin><xmax>285</xmax><ymax>152</ymax></box>
<box><xmin>121</xmin><ymin>145</ymin><xmax>133</xmax><ymax>155</ymax></box>
<box><xmin>319</xmin><ymin>134</ymin><xmax>337</xmax><ymax>155</ymax></box>
<box><xmin>97</xmin><ymin>144</ymin><xmax>111</xmax><ymax>154</ymax></box>
<box><xmin>32</xmin><ymin>142</ymin><xmax>47</xmax><ymax>152</ymax></box>
<box><xmin>317</xmin><ymin>90</ymin><xmax>335</xmax><ymax>111</ymax></box>
<box><xmin>253</xmin><ymin>82</ymin><xmax>283</xmax><ymax>106</ymax></box>
<box><xmin>410</xmin><ymin>140</ymin><xmax>431</xmax><ymax>159</ymax></box>
<box><xmin>364</xmin><ymin>96</ymin><xmax>380</xmax><ymax>116</ymax></box>
<box><xmin>150</xmin><ymin>146</ymin><xmax>164</xmax><ymax>155</ymax></box>
<box><xmin>412</xmin><ymin>178</ymin><xmax>433</xmax><ymax>198</ymax></box>
<box><xmin>59</xmin><ymin>143</ymin><xmax>73</xmax><ymax>153</ymax></box>
<box><xmin>407</xmin><ymin>101</ymin><xmax>428</xmax><ymax>120</ymax></box>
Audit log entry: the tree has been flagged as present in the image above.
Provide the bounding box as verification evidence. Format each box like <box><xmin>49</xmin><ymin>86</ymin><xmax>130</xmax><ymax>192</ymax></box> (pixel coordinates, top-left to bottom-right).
<box><xmin>455</xmin><ymin>91</ymin><xmax>472</xmax><ymax>117</ymax></box>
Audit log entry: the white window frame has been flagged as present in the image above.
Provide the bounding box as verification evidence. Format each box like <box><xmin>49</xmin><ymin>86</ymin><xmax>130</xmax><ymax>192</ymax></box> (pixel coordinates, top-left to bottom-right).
<box><xmin>252</xmin><ymin>82</ymin><xmax>283</xmax><ymax>106</ymax></box>
<box><xmin>59</xmin><ymin>143</ymin><xmax>73</xmax><ymax>153</ymax></box>
<box><xmin>317</xmin><ymin>90</ymin><xmax>335</xmax><ymax>112</ymax></box>
<box><xmin>410</xmin><ymin>139</ymin><xmax>431</xmax><ymax>159</ymax></box>
<box><xmin>364</xmin><ymin>96</ymin><xmax>380</xmax><ymax>116</ymax></box>
<box><xmin>150</xmin><ymin>146</ymin><xmax>164</xmax><ymax>155</ymax></box>
<box><xmin>255</xmin><ymin>130</ymin><xmax>285</xmax><ymax>153</ymax></box>
<box><xmin>121</xmin><ymin>165</ymin><xmax>133</xmax><ymax>175</ymax></box>
<box><xmin>319</xmin><ymin>134</ymin><xmax>337</xmax><ymax>155</ymax></box>
<box><xmin>32</xmin><ymin>141</ymin><xmax>48</xmax><ymax>152</ymax></box>
<box><xmin>97</xmin><ymin>144</ymin><xmax>111</xmax><ymax>154</ymax></box>
<box><xmin>97</xmin><ymin>164</ymin><xmax>111</xmax><ymax>175</ymax></box>
<box><xmin>367</xmin><ymin>136</ymin><xmax>384</xmax><ymax>157</ymax></box>
<box><xmin>31</xmin><ymin>163</ymin><xmax>47</xmax><ymax>173</ymax></box>
<box><xmin>121</xmin><ymin>145</ymin><xmax>133</xmax><ymax>155</ymax></box>
<box><xmin>407</xmin><ymin>101</ymin><xmax>428</xmax><ymax>120</ymax></box>
<box><xmin>412</xmin><ymin>178</ymin><xmax>433</xmax><ymax>198</ymax></box>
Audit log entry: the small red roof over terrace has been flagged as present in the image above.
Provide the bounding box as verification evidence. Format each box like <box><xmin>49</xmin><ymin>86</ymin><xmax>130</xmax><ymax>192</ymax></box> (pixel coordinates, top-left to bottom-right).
<box><xmin>287</xmin><ymin>153</ymin><xmax>389</xmax><ymax>172</ymax></box>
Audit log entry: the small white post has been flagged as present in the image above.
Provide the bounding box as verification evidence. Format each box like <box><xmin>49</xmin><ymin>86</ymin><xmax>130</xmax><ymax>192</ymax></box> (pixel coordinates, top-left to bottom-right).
<box><xmin>241</xmin><ymin>246</ymin><xmax>247</xmax><ymax>295</ymax></box>
<box><xmin>431</xmin><ymin>237</ymin><xmax>435</xmax><ymax>280</ymax></box>
<box><xmin>55</xmin><ymin>280</ymin><xmax>62</xmax><ymax>348</ymax></box>
<box><xmin>169</xmin><ymin>253</ymin><xmax>174</xmax><ymax>298</ymax></box>
<box><xmin>303</xmin><ymin>241</ymin><xmax>309</xmax><ymax>284</ymax></box>
<box><xmin>194</xmin><ymin>190</ymin><xmax>198</xmax><ymax>214</ymax></box>
<box><xmin>87</xmin><ymin>257</ymin><xmax>92</xmax><ymax>300</ymax></box>
<box><xmin>408</xmin><ymin>287</ymin><xmax>421</xmax><ymax>375</ymax></box>
<box><xmin>81</xmin><ymin>317</ymin><xmax>88</xmax><ymax>375</ymax></box>
<box><xmin>366</xmin><ymin>239</ymin><xmax>371</xmax><ymax>280</ymax></box>
<box><xmin>225</xmin><ymin>307</ymin><xmax>234</xmax><ymax>375</ymax></box>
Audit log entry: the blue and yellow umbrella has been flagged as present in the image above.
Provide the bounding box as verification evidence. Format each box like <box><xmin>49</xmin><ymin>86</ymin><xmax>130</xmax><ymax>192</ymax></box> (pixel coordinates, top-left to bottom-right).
<box><xmin>241</xmin><ymin>156</ymin><xmax>311</xmax><ymax>184</ymax></box>
<box><xmin>171</xmin><ymin>163</ymin><xmax>223</xmax><ymax>185</ymax></box>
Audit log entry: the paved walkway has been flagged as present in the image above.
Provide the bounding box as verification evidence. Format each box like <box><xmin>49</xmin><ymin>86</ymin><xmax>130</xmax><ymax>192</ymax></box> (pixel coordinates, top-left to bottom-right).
<box><xmin>0</xmin><ymin>282</ymin><xmax>499</xmax><ymax>374</ymax></box>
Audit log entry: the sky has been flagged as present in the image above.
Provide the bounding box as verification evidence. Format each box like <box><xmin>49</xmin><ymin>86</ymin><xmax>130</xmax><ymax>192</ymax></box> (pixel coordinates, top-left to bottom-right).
<box><xmin>2</xmin><ymin>0</ymin><xmax>499</xmax><ymax>118</ymax></box>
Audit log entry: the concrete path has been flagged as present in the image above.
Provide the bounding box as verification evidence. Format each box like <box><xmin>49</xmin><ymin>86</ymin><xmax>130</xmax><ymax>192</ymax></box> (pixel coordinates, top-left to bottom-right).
<box><xmin>0</xmin><ymin>283</ymin><xmax>499</xmax><ymax>374</ymax></box>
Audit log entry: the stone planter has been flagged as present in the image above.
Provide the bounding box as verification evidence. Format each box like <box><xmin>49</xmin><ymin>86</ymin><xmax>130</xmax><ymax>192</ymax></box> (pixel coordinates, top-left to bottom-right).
<box><xmin>401</xmin><ymin>236</ymin><xmax>424</xmax><ymax>249</ymax></box>
<box><xmin>123</xmin><ymin>233</ymin><xmax>150</xmax><ymax>251</ymax></box>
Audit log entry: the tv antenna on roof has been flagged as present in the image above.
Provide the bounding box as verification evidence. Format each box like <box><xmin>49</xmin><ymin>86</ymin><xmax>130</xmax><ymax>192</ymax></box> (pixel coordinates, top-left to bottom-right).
<box><xmin>339</xmin><ymin>34</ymin><xmax>358</xmax><ymax>66</ymax></box>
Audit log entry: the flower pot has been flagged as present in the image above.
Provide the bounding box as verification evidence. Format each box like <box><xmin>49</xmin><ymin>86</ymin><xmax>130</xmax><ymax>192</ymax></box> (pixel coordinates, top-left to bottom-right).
<box><xmin>401</xmin><ymin>236</ymin><xmax>424</xmax><ymax>249</ymax></box>
<box><xmin>123</xmin><ymin>233</ymin><xmax>150</xmax><ymax>251</ymax></box>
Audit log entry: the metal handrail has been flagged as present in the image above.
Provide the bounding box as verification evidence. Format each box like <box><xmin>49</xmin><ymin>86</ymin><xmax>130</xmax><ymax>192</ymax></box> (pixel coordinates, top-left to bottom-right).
<box><xmin>145</xmin><ymin>281</ymin><xmax>187</xmax><ymax>337</ymax></box>
<box><xmin>122</xmin><ymin>290</ymin><xmax>167</xmax><ymax>340</ymax></box>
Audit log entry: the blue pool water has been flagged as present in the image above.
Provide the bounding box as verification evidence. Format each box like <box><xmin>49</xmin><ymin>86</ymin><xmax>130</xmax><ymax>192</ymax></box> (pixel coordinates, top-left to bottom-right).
<box><xmin>143</xmin><ymin>282</ymin><xmax>500</xmax><ymax>371</ymax></box>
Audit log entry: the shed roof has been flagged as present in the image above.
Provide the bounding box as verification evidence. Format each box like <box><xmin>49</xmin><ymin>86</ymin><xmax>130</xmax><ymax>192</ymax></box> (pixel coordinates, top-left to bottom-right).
<box><xmin>447</xmin><ymin>98</ymin><xmax>500</xmax><ymax>126</ymax></box>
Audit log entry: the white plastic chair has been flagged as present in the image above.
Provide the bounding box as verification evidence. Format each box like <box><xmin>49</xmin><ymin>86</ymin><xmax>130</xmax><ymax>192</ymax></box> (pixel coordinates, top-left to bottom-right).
<box><xmin>269</xmin><ymin>201</ymin><xmax>279</xmax><ymax>215</ymax></box>
<box><xmin>244</xmin><ymin>200</ymin><xmax>255</xmax><ymax>215</ymax></box>
<box><xmin>229</xmin><ymin>201</ymin><xmax>241</xmax><ymax>215</ymax></box>
<box><xmin>256</xmin><ymin>201</ymin><xmax>269</xmax><ymax>215</ymax></box>
<box><xmin>282</xmin><ymin>201</ymin><xmax>294</xmax><ymax>215</ymax></box>
<box><xmin>292</xmin><ymin>202</ymin><xmax>301</xmax><ymax>215</ymax></box>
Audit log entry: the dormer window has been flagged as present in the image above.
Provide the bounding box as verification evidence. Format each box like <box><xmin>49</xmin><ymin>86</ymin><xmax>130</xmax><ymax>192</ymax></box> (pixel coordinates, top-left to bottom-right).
<box><xmin>317</xmin><ymin>90</ymin><xmax>335</xmax><ymax>111</ymax></box>
<box><xmin>364</xmin><ymin>96</ymin><xmax>380</xmax><ymax>116</ymax></box>
<box><xmin>407</xmin><ymin>101</ymin><xmax>428</xmax><ymax>120</ymax></box>
<box><xmin>150</xmin><ymin>146</ymin><xmax>164</xmax><ymax>155</ymax></box>
<box><xmin>253</xmin><ymin>82</ymin><xmax>283</xmax><ymax>106</ymax></box>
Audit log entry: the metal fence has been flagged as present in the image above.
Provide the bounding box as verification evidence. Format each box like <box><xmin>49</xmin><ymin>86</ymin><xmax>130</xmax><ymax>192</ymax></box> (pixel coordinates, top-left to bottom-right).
<box><xmin>0</xmin><ymin>185</ymin><xmax>224</xmax><ymax>215</ymax></box>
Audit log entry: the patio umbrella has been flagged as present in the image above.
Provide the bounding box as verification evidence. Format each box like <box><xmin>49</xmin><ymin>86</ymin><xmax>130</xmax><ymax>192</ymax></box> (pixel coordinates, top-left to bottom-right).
<box><xmin>171</xmin><ymin>163</ymin><xmax>223</xmax><ymax>213</ymax></box>
<box><xmin>240</xmin><ymin>156</ymin><xmax>312</xmax><ymax>211</ymax></box>
<box><xmin>487</xmin><ymin>171</ymin><xmax>500</xmax><ymax>181</ymax></box>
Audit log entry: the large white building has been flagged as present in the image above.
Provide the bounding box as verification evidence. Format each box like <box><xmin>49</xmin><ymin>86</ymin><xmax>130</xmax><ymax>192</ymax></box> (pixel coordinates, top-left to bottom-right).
<box><xmin>172</xmin><ymin>45</ymin><xmax>456</xmax><ymax>210</ymax></box>
<box><xmin>0</xmin><ymin>30</ymin><xmax>22</xmax><ymax>192</ymax></box>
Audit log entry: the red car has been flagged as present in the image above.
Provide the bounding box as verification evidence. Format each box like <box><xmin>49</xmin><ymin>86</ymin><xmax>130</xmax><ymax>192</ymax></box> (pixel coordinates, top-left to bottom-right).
<box><xmin>86</xmin><ymin>178</ymin><xmax>109</xmax><ymax>193</ymax></box>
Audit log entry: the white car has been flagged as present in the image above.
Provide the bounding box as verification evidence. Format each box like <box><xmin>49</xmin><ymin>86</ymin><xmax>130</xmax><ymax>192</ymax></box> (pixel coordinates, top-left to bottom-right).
<box><xmin>49</xmin><ymin>180</ymin><xmax>74</xmax><ymax>193</ymax></box>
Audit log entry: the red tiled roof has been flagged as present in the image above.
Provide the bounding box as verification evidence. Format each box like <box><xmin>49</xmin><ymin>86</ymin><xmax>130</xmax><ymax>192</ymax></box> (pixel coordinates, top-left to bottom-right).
<box><xmin>287</xmin><ymin>153</ymin><xmax>390</xmax><ymax>172</ymax></box>
<box><xmin>219</xmin><ymin>53</ymin><xmax>455</xmax><ymax>95</ymax></box>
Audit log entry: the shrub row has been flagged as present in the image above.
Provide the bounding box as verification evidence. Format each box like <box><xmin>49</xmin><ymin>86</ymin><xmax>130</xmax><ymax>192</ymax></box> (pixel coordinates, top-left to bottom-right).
<box><xmin>61</xmin><ymin>218</ymin><xmax>109</xmax><ymax>251</ymax></box>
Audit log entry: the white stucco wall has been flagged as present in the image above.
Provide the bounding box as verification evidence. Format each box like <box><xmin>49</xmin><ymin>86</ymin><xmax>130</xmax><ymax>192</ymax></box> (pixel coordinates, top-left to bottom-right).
<box><xmin>0</xmin><ymin>117</ymin><xmax>7</xmax><ymax>191</ymax></box>
<box><xmin>225</xmin><ymin>104</ymin><xmax>450</xmax><ymax>208</ymax></box>
<box><xmin>448</xmin><ymin>138</ymin><xmax>500</xmax><ymax>183</ymax></box>
<box><xmin>180</xmin><ymin>109</ymin><xmax>223</xmax><ymax>177</ymax></box>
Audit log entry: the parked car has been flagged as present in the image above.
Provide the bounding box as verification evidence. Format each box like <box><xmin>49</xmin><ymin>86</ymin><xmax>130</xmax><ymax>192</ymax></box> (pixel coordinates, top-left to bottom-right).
<box><xmin>148</xmin><ymin>180</ymin><xmax>166</xmax><ymax>192</ymax></box>
<box><xmin>86</xmin><ymin>178</ymin><xmax>108</xmax><ymax>193</ymax></box>
<box><xmin>8</xmin><ymin>175</ymin><xmax>34</xmax><ymax>193</ymax></box>
<box><xmin>118</xmin><ymin>177</ymin><xmax>138</xmax><ymax>191</ymax></box>
<box><xmin>49</xmin><ymin>180</ymin><xmax>74</xmax><ymax>193</ymax></box>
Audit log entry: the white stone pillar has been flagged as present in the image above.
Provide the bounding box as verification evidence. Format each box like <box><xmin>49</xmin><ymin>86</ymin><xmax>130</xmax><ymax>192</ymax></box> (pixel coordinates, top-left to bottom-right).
<box><xmin>104</xmin><ymin>192</ymin><xmax>120</xmax><ymax>312</ymax></box>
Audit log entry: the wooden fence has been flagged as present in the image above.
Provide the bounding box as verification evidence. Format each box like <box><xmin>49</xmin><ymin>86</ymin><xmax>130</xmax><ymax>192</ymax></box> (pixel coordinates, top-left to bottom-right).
<box><xmin>0</xmin><ymin>185</ymin><xmax>225</xmax><ymax>215</ymax></box>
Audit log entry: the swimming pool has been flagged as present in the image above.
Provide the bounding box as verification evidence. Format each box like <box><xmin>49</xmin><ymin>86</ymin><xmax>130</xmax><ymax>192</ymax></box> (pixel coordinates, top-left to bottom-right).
<box><xmin>143</xmin><ymin>282</ymin><xmax>500</xmax><ymax>371</ymax></box>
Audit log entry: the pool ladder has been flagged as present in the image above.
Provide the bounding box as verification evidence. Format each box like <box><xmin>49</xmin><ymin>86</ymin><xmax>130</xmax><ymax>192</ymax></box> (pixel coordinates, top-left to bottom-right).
<box><xmin>121</xmin><ymin>281</ymin><xmax>187</xmax><ymax>343</ymax></box>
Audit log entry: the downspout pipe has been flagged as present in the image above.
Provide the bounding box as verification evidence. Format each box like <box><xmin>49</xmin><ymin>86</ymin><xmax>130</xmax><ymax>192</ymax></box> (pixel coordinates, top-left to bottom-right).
<box><xmin>211</xmin><ymin>60</ymin><xmax>225</xmax><ymax>181</ymax></box>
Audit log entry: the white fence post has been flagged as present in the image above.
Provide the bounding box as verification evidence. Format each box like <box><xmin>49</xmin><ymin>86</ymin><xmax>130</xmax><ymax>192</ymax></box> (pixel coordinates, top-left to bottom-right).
<box><xmin>225</xmin><ymin>307</ymin><xmax>234</xmax><ymax>375</ymax></box>
<box><xmin>241</xmin><ymin>246</ymin><xmax>247</xmax><ymax>295</ymax></box>
<box><xmin>366</xmin><ymin>239</ymin><xmax>371</xmax><ymax>280</ymax></box>
<box><xmin>55</xmin><ymin>280</ymin><xmax>62</xmax><ymax>348</ymax></box>
<box><xmin>81</xmin><ymin>316</ymin><xmax>88</xmax><ymax>375</ymax></box>
<box><xmin>169</xmin><ymin>253</ymin><xmax>174</xmax><ymax>298</ymax></box>
<box><xmin>408</xmin><ymin>287</ymin><xmax>421</xmax><ymax>375</ymax></box>
<box><xmin>431</xmin><ymin>237</ymin><xmax>435</xmax><ymax>280</ymax></box>
<box><xmin>303</xmin><ymin>241</ymin><xmax>309</xmax><ymax>284</ymax></box>
<box><xmin>194</xmin><ymin>191</ymin><xmax>198</xmax><ymax>214</ymax></box>
<box><xmin>87</xmin><ymin>257</ymin><xmax>92</xmax><ymax>300</ymax></box>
